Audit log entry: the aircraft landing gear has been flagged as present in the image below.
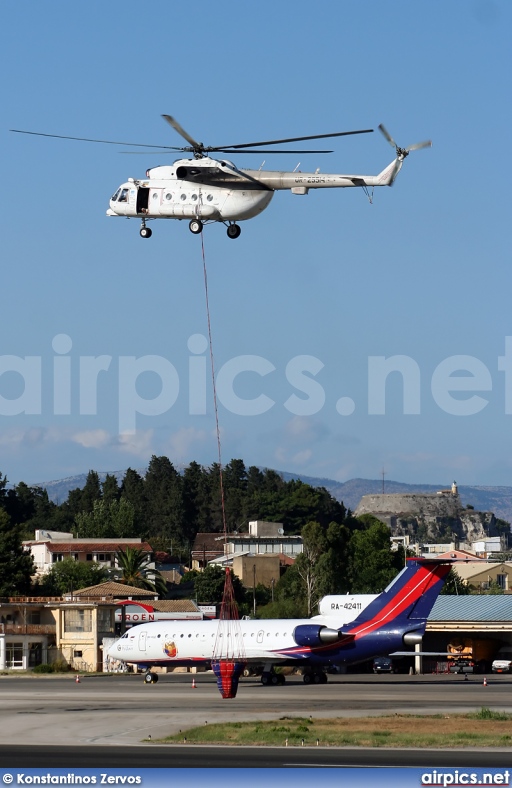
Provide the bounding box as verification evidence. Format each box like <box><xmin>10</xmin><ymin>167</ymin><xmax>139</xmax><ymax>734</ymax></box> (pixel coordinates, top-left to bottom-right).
<box><xmin>189</xmin><ymin>219</ymin><xmax>203</xmax><ymax>234</ymax></box>
<box><xmin>261</xmin><ymin>671</ymin><xmax>285</xmax><ymax>686</ymax></box>
<box><xmin>227</xmin><ymin>223</ymin><xmax>241</xmax><ymax>239</ymax></box>
<box><xmin>140</xmin><ymin>220</ymin><xmax>152</xmax><ymax>239</ymax></box>
<box><xmin>144</xmin><ymin>671</ymin><xmax>158</xmax><ymax>684</ymax></box>
<box><xmin>302</xmin><ymin>669</ymin><xmax>327</xmax><ymax>685</ymax></box>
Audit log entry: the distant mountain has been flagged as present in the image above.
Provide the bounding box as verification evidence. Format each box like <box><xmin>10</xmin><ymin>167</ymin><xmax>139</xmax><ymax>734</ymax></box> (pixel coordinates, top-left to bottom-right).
<box><xmin>36</xmin><ymin>468</ymin><xmax>512</xmax><ymax>524</ymax></box>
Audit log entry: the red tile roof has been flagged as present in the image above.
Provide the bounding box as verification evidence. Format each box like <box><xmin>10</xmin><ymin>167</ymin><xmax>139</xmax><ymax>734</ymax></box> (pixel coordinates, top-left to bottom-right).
<box><xmin>44</xmin><ymin>542</ymin><xmax>153</xmax><ymax>553</ymax></box>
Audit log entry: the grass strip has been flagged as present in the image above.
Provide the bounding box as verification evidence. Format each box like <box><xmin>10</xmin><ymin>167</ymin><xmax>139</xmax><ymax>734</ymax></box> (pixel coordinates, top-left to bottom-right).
<box><xmin>154</xmin><ymin>708</ymin><xmax>512</xmax><ymax>748</ymax></box>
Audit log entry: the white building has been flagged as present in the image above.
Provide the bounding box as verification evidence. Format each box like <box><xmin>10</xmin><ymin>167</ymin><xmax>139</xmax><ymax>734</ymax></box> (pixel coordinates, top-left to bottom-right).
<box><xmin>23</xmin><ymin>531</ymin><xmax>154</xmax><ymax>576</ymax></box>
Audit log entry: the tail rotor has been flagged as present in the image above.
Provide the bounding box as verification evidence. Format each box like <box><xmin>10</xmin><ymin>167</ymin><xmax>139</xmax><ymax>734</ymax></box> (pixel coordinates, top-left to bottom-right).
<box><xmin>378</xmin><ymin>124</ymin><xmax>432</xmax><ymax>184</ymax></box>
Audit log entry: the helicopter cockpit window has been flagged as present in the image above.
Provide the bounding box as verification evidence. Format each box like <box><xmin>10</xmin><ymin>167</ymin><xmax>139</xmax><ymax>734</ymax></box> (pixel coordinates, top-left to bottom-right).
<box><xmin>111</xmin><ymin>188</ymin><xmax>121</xmax><ymax>202</ymax></box>
<box><xmin>117</xmin><ymin>188</ymin><xmax>129</xmax><ymax>203</ymax></box>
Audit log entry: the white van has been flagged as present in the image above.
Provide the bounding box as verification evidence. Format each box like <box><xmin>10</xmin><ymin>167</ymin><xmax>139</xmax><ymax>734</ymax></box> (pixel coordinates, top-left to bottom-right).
<box><xmin>491</xmin><ymin>647</ymin><xmax>512</xmax><ymax>673</ymax></box>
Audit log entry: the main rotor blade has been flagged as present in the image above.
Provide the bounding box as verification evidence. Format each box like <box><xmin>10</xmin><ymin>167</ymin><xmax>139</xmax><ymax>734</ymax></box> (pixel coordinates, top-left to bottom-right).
<box><xmin>378</xmin><ymin>124</ymin><xmax>397</xmax><ymax>148</ymax></box>
<box><xmin>406</xmin><ymin>140</ymin><xmax>432</xmax><ymax>151</ymax></box>
<box><xmin>120</xmin><ymin>148</ymin><xmax>334</xmax><ymax>155</ymax></box>
<box><xmin>162</xmin><ymin>115</ymin><xmax>202</xmax><ymax>149</ymax></box>
<box><xmin>210</xmin><ymin>128</ymin><xmax>373</xmax><ymax>151</ymax></box>
<box><xmin>10</xmin><ymin>129</ymin><xmax>185</xmax><ymax>150</ymax></box>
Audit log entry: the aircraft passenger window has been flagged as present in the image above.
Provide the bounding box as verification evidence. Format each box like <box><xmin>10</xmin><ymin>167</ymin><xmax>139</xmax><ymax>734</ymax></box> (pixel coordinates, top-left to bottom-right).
<box><xmin>152</xmin><ymin>193</ymin><xmax>159</xmax><ymax>201</ymax></box>
<box><xmin>180</xmin><ymin>194</ymin><xmax>187</xmax><ymax>201</ymax></box>
<box><xmin>157</xmin><ymin>634</ymin><xmax>161</xmax><ymax>638</ymax></box>
<box><xmin>191</xmin><ymin>194</ymin><xmax>197</xmax><ymax>201</ymax></box>
<box><xmin>207</xmin><ymin>194</ymin><xmax>213</xmax><ymax>202</ymax></box>
<box><xmin>118</xmin><ymin>188</ymin><xmax>129</xmax><ymax>203</ymax></box>
<box><xmin>111</xmin><ymin>188</ymin><xmax>121</xmax><ymax>201</ymax></box>
<box><xmin>165</xmin><ymin>193</ymin><xmax>172</xmax><ymax>201</ymax></box>
<box><xmin>188</xmin><ymin>634</ymin><xmax>191</xmax><ymax>638</ymax></box>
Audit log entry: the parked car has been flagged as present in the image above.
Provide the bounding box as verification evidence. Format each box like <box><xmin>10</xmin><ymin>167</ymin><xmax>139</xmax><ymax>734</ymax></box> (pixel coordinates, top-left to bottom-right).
<box><xmin>448</xmin><ymin>659</ymin><xmax>474</xmax><ymax>674</ymax></box>
<box><xmin>492</xmin><ymin>648</ymin><xmax>512</xmax><ymax>674</ymax></box>
<box><xmin>373</xmin><ymin>656</ymin><xmax>396</xmax><ymax>674</ymax></box>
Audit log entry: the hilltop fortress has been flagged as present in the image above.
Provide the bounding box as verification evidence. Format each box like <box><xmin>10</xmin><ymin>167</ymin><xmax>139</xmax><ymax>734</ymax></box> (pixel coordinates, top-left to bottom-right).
<box><xmin>354</xmin><ymin>482</ymin><xmax>502</xmax><ymax>544</ymax></box>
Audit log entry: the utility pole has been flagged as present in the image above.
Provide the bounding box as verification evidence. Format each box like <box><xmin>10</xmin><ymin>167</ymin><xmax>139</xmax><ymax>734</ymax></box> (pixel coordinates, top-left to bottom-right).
<box><xmin>252</xmin><ymin>564</ymin><xmax>256</xmax><ymax>617</ymax></box>
<box><xmin>381</xmin><ymin>467</ymin><xmax>387</xmax><ymax>494</ymax></box>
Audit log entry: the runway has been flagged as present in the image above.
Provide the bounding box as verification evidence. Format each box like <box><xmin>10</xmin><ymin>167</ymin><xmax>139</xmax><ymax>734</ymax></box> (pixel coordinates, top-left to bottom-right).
<box><xmin>1</xmin><ymin>672</ymin><xmax>511</xmax><ymax>767</ymax></box>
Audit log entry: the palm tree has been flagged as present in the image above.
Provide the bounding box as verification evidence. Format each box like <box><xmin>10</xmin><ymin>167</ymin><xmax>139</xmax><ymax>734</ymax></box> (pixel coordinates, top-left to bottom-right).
<box><xmin>115</xmin><ymin>547</ymin><xmax>167</xmax><ymax>597</ymax></box>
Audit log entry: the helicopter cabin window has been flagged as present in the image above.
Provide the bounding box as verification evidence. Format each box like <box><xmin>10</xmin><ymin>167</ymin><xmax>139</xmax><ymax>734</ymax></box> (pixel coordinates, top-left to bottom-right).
<box><xmin>118</xmin><ymin>188</ymin><xmax>129</xmax><ymax>203</ymax></box>
<box><xmin>111</xmin><ymin>188</ymin><xmax>121</xmax><ymax>202</ymax></box>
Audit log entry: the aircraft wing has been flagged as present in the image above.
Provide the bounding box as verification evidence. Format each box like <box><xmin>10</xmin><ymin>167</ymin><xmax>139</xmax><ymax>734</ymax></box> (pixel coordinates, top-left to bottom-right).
<box><xmin>390</xmin><ymin>652</ymin><xmax>454</xmax><ymax>657</ymax></box>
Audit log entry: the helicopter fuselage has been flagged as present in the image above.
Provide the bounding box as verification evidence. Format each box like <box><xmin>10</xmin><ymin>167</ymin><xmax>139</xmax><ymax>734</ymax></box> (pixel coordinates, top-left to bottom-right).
<box><xmin>106</xmin><ymin>153</ymin><xmax>402</xmax><ymax>239</ymax></box>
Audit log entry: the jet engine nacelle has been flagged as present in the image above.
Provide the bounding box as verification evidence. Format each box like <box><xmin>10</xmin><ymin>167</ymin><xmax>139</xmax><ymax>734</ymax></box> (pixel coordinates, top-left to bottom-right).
<box><xmin>293</xmin><ymin>624</ymin><xmax>341</xmax><ymax>647</ymax></box>
<box><xmin>403</xmin><ymin>630</ymin><xmax>423</xmax><ymax>647</ymax></box>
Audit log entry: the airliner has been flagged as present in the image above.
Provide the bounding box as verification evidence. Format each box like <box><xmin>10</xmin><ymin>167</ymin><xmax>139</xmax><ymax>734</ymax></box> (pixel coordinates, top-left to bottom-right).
<box><xmin>108</xmin><ymin>558</ymin><xmax>450</xmax><ymax>687</ymax></box>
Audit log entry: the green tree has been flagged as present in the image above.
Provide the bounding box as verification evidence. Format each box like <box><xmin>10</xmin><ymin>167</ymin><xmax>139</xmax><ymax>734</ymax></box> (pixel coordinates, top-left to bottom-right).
<box><xmin>80</xmin><ymin>470</ymin><xmax>103</xmax><ymax>512</ymax></box>
<box><xmin>193</xmin><ymin>565</ymin><xmax>245</xmax><ymax>605</ymax></box>
<box><xmin>74</xmin><ymin>499</ymin><xmax>135</xmax><ymax>538</ymax></box>
<box><xmin>441</xmin><ymin>568</ymin><xmax>470</xmax><ymax>595</ymax></box>
<box><xmin>144</xmin><ymin>456</ymin><xmax>184</xmax><ymax>551</ymax></box>
<box><xmin>315</xmin><ymin>521</ymin><xmax>352</xmax><ymax>598</ymax></box>
<box><xmin>294</xmin><ymin>521</ymin><xmax>327</xmax><ymax>616</ymax></box>
<box><xmin>182</xmin><ymin>461</ymin><xmax>211</xmax><ymax>537</ymax></box>
<box><xmin>0</xmin><ymin>509</ymin><xmax>36</xmax><ymax>596</ymax></box>
<box><xmin>115</xmin><ymin>546</ymin><xmax>167</xmax><ymax>597</ymax></box>
<box><xmin>348</xmin><ymin>516</ymin><xmax>399</xmax><ymax>593</ymax></box>
<box><xmin>120</xmin><ymin>468</ymin><xmax>147</xmax><ymax>536</ymax></box>
<box><xmin>37</xmin><ymin>558</ymin><xmax>108</xmax><ymax>596</ymax></box>
<box><xmin>102</xmin><ymin>474</ymin><xmax>120</xmax><ymax>505</ymax></box>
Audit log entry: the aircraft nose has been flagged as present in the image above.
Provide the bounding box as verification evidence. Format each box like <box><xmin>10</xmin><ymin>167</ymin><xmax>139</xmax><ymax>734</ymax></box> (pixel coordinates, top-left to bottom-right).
<box><xmin>108</xmin><ymin>641</ymin><xmax>120</xmax><ymax>658</ymax></box>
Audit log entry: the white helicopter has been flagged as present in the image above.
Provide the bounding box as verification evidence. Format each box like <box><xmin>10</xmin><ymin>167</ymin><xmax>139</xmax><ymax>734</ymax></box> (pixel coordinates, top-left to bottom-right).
<box><xmin>11</xmin><ymin>116</ymin><xmax>431</xmax><ymax>239</ymax></box>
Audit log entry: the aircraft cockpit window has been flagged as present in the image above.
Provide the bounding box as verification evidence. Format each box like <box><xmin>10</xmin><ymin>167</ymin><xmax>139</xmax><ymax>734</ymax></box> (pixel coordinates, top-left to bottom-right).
<box><xmin>111</xmin><ymin>188</ymin><xmax>121</xmax><ymax>202</ymax></box>
<box><xmin>118</xmin><ymin>188</ymin><xmax>129</xmax><ymax>203</ymax></box>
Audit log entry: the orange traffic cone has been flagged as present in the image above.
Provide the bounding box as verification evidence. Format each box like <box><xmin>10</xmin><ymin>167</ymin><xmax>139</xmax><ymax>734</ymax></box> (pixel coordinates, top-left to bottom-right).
<box><xmin>191</xmin><ymin>678</ymin><xmax>197</xmax><ymax>689</ymax></box>
<box><xmin>483</xmin><ymin>677</ymin><xmax>487</xmax><ymax>687</ymax></box>
<box><xmin>75</xmin><ymin>675</ymin><xmax>81</xmax><ymax>684</ymax></box>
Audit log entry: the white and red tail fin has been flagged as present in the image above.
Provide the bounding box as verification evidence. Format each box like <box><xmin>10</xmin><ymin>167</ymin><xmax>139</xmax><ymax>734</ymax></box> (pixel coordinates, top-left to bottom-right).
<box><xmin>376</xmin><ymin>157</ymin><xmax>403</xmax><ymax>186</ymax></box>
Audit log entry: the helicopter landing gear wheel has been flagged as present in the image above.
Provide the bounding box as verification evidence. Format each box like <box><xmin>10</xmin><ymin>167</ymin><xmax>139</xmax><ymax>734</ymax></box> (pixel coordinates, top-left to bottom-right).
<box><xmin>189</xmin><ymin>219</ymin><xmax>203</xmax><ymax>234</ymax></box>
<box><xmin>227</xmin><ymin>223</ymin><xmax>241</xmax><ymax>239</ymax></box>
<box><xmin>140</xmin><ymin>226</ymin><xmax>152</xmax><ymax>239</ymax></box>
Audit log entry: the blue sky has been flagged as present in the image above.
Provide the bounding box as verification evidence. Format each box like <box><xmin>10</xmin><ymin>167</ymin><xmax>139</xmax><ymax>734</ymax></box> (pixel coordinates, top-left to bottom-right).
<box><xmin>2</xmin><ymin>0</ymin><xmax>511</xmax><ymax>488</ymax></box>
